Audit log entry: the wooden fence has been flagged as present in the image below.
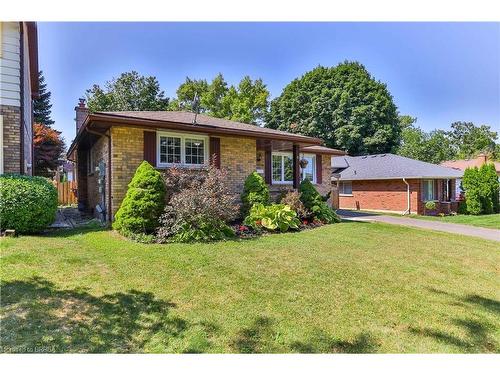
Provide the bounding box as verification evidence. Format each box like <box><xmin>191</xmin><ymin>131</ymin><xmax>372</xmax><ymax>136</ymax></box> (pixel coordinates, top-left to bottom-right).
<box><xmin>54</xmin><ymin>180</ymin><xmax>77</xmax><ymax>206</ymax></box>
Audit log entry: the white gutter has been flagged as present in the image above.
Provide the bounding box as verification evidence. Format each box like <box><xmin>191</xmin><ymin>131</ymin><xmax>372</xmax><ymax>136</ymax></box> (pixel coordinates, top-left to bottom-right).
<box><xmin>402</xmin><ymin>178</ymin><xmax>410</xmax><ymax>215</ymax></box>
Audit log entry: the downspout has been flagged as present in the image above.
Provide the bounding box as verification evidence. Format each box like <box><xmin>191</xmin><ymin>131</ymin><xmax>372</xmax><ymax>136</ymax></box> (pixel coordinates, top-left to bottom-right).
<box><xmin>402</xmin><ymin>178</ymin><xmax>410</xmax><ymax>215</ymax></box>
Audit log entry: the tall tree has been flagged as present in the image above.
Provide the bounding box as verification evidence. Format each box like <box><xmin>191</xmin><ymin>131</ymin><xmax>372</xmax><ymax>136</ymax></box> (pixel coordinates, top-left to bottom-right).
<box><xmin>86</xmin><ymin>71</ymin><xmax>169</xmax><ymax>112</ymax></box>
<box><xmin>265</xmin><ymin>62</ymin><xmax>400</xmax><ymax>155</ymax></box>
<box><xmin>397</xmin><ymin>118</ymin><xmax>455</xmax><ymax>164</ymax></box>
<box><xmin>169</xmin><ymin>74</ymin><xmax>270</xmax><ymax>125</ymax></box>
<box><xmin>33</xmin><ymin>71</ymin><xmax>54</xmax><ymax>126</ymax></box>
<box><xmin>33</xmin><ymin>123</ymin><xmax>66</xmax><ymax>178</ymax></box>
<box><xmin>449</xmin><ymin>121</ymin><xmax>498</xmax><ymax>159</ymax></box>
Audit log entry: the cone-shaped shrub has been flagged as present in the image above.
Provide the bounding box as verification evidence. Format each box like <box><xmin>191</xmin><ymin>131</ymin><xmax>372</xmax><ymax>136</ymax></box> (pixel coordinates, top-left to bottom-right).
<box><xmin>240</xmin><ymin>172</ymin><xmax>270</xmax><ymax>217</ymax></box>
<box><xmin>113</xmin><ymin>161</ymin><xmax>165</xmax><ymax>236</ymax></box>
<box><xmin>299</xmin><ymin>179</ymin><xmax>340</xmax><ymax>223</ymax></box>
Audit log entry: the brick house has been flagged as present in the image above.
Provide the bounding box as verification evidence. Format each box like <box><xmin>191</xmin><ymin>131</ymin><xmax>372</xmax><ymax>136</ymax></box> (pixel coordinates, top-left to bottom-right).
<box><xmin>332</xmin><ymin>154</ymin><xmax>463</xmax><ymax>215</ymax></box>
<box><xmin>67</xmin><ymin>102</ymin><xmax>345</xmax><ymax>222</ymax></box>
<box><xmin>0</xmin><ymin>22</ymin><xmax>39</xmax><ymax>175</ymax></box>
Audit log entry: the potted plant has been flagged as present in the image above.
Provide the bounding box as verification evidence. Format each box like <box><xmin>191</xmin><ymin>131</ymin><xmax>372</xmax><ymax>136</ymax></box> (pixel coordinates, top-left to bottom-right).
<box><xmin>299</xmin><ymin>158</ymin><xmax>309</xmax><ymax>168</ymax></box>
<box><xmin>424</xmin><ymin>201</ymin><xmax>438</xmax><ymax>216</ymax></box>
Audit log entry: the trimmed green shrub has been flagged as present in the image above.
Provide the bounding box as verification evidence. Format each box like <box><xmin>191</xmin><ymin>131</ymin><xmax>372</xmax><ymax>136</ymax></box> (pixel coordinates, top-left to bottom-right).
<box><xmin>424</xmin><ymin>201</ymin><xmax>437</xmax><ymax>210</ymax></box>
<box><xmin>113</xmin><ymin>161</ymin><xmax>166</xmax><ymax>236</ymax></box>
<box><xmin>0</xmin><ymin>174</ymin><xmax>57</xmax><ymax>233</ymax></box>
<box><xmin>480</xmin><ymin>163</ymin><xmax>499</xmax><ymax>214</ymax></box>
<box><xmin>240</xmin><ymin>172</ymin><xmax>270</xmax><ymax>217</ymax></box>
<box><xmin>244</xmin><ymin>203</ymin><xmax>300</xmax><ymax>232</ymax></box>
<box><xmin>462</xmin><ymin>164</ymin><xmax>499</xmax><ymax>215</ymax></box>
<box><xmin>299</xmin><ymin>179</ymin><xmax>340</xmax><ymax>223</ymax></box>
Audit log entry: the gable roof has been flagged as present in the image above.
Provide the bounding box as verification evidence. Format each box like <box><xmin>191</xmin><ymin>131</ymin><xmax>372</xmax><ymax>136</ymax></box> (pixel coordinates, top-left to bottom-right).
<box><xmin>99</xmin><ymin>111</ymin><xmax>322</xmax><ymax>143</ymax></box>
<box><xmin>67</xmin><ymin>111</ymin><xmax>324</xmax><ymax>157</ymax></box>
<box><xmin>332</xmin><ymin>154</ymin><xmax>464</xmax><ymax>180</ymax></box>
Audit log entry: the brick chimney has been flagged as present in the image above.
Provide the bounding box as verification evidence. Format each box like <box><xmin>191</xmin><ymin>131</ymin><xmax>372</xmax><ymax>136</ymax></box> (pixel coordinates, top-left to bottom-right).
<box><xmin>75</xmin><ymin>98</ymin><xmax>88</xmax><ymax>132</ymax></box>
<box><xmin>477</xmin><ymin>153</ymin><xmax>488</xmax><ymax>165</ymax></box>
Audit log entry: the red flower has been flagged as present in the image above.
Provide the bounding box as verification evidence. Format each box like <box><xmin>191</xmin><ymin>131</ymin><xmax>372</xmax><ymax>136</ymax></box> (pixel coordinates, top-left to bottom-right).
<box><xmin>255</xmin><ymin>220</ymin><xmax>262</xmax><ymax>226</ymax></box>
<box><xmin>303</xmin><ymin>220</ymin><xmax>308</xmax><ymax>225</ymax></box>
<box><xmin>239</xmin><ymin>225</ymin><xmax>248</xmax><ymax>231</ymax></box>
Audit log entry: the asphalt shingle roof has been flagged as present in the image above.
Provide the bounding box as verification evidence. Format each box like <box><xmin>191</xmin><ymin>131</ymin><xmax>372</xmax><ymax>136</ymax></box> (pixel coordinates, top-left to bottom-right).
<box><xmin>332</xmin><ymin>153</ymin><xmax>464</xmax><ymax>180</ymax></box>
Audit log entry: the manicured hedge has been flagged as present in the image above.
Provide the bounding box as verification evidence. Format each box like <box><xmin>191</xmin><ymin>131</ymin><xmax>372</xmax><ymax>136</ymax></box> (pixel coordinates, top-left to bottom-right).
<box><xmin>0</xmin><ymin>174</ymin><xmax>58</xmax><ymax>233</ymax></box>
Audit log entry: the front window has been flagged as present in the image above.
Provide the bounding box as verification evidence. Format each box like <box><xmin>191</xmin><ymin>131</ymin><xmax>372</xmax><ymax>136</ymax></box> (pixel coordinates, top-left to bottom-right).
<box><xmin>423</xmin><ymin>179</ymin><xmax>436</xmax><ymax>201</ymax></box>
<box><xmin>300</xmin><ymin>154</ymin><xmax>316</xmax><ymax>182</ymax></box>
<box><xmin>158</xmin><ymin>132</ymin><xmax>208</xmax><ymax>167</ymax></box>
<box><xmin>339</xmin><ymin>181</ymin><xmax>352</xmax><ymax>195</ymax></box>
<box><xmin>272</xmin><ymin>153</ymin><xmax>293</xmax><ymax>184</ymax></box>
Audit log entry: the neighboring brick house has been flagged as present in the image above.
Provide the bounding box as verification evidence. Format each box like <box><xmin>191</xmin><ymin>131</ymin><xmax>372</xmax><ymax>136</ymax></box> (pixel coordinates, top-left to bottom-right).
<box><xmin>332</xmin><ymin>154</ymin><xmax>463</xmax><ymax>215</ymax></box>
<box><xmin>0</xmin><ymin>22</ymin><xmax>39</xmax><ymax>175</ymax></box>
<box><xmin>67</xmin><ymin>102</ymin><xmax>345</xmax><ymax>222</ymax></box>
<box><xmin>441</xmin><ymin>153</ymin><xmax>500</xmax><ymax>176</ymax></box>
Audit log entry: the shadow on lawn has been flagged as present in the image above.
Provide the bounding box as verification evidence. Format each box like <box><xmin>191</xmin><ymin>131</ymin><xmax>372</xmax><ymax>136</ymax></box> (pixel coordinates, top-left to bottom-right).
<box><xmin>43</xmin><ymin>222</ymin><xmax>108</xmax><ymax>238</ymax></box>
<box><xmin>408</xmin><ymin>288</ymin><xmax>499</xmax><ymax>353</ymax></box>
<box><xmin>230</xmin><ymin>316</ymin><xmax>379</xmax><ymax>353</ymax></box>
<box><xmin>0</xmin><ymin>277</ymin><xmax>192</xmax><ymax>353</ymax></box>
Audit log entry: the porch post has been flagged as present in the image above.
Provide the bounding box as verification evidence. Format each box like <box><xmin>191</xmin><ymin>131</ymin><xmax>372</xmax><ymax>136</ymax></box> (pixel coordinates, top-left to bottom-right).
<box><xmin>293</xmin><ymin>144</ymin><xmax>300</xmax><ymax>189</ymax></box>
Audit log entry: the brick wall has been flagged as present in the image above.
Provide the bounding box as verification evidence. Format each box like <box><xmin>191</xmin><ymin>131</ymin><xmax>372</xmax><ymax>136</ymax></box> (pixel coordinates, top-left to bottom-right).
<box><xmin>0</xmin><ymin>105</ymin><xmax>21</xmax><ymax>173</ymax></box>
<box><xmin>339</xmin><ymin>179</ymin><xmax>421</xmax><ymax>214</ymax></box>
<box><xmin>110</xmin><ymin>126</ymin><xmax>144</xmax><ymax>218</ymax></box>
<box><xmin>220</xmin><ymin>136</ymin><xmax>256</xmax><ymax>193</ymax></box>
<box><xmin>87</xmin><ymin>135</ymin><xmax>109</xmax><ymax>216</ymax></box>
<box><xmin>316</xmin><ymin>154</ymin><xmax>332</xmax><ymax>196</ymax></box>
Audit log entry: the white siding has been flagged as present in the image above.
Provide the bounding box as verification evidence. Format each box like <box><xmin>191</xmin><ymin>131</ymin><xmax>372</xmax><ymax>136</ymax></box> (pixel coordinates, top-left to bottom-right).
<box><xmin>21</xmin><ymin>25</ymin><xmax>33</xmax><ymax>174</ymax></box>
<box><xmin>0</xmin><ymin>22</ymin><xmax>21</xmax><ymax>107</ymax></box>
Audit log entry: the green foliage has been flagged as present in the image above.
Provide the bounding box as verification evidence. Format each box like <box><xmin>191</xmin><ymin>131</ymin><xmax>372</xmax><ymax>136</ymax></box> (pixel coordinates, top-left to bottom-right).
<box><xmin>266</xmin><ymin>62</ymin><xmax>400</xmax><ymax>155</ymax></box>
<box><xmin>449</xmin><ymin>121</ymin><xmax>498</xmax><ymax>159</ymax></box>
<box><xmin>279</xmin><ymin>190</ymin><xmax>310</xmax><ymax>219</ymax></box>
<box><xmin>240</xmin><ymin>172</ymin><xmax>270</xmax><ymax>217</ymax></box>
<box><xmin>299</xmin><ymin>179</ymin><xmax>340</xmax><ymax>223</ymax></box>
<box><xmin>243</xmin><ymin>203</ymin><xmax>300</xmax><ymax>232</ymax></box>
<box><xmin>168</xmin><ymin>74</ymin><xmax>270</xmax><ymax>125</ymax></box>
<box><xmin>397</xmin><ymin>117</ymin><xmax>455</xmax><ymax>164</ymax></box>
<box><xmin>113</xmin><ymin>161</ymin><xmax>166</xmax><ymax>236</ymax></box>
<box><xmin>33</xmin><ymin>71</ymin><xmax>54</xmax><ymax>126</ymax></box>
<box><xmin>424</xmin><ymin>201</ymin><xmax>437</xmax><ymax>210</ymax></box>
<box><xmin>0</xmin><ymin>174</ymin><xmax>57</xmax><ymax>233</ymax></box>
<box><xmin>170</xmin><ymin>221</ymin><xmax>235</xmax><ymax>243</ymax></box>
<box><xmin>461</xmin><ymin>164</ymin><xmax>499</xmax><ymax>215</ymax></box>
<box><xmin>86</xmin><ymin>71</ymin><xmax>169</xmax><ymax>112</ymax></box>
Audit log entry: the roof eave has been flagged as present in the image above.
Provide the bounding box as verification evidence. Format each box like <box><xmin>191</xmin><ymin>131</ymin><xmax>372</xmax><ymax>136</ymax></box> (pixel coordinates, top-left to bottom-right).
<box><xmin>67</xmin><ymin>113</ymin><xmax>323</xmax><ymax>158</ymax></box>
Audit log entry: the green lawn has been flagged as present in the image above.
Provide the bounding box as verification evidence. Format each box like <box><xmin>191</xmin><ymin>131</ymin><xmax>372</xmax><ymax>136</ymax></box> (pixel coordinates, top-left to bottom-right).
<box><xmin>1</xmin><ymin>222</ymin><xmax>499</xmax><ymax>353</ymax></box>
<box><xmin>407</xmin><ymin>213</ymin><xmax>500</xmax><ymax>229</ymax></box>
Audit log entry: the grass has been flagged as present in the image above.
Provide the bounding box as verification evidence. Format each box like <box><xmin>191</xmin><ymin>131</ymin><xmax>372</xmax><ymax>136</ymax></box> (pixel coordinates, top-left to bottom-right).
<box><xmin>1</xmin><ymin>222</ymin><xmax>499</xmax><ymax>353</ymax></box>
<box><xmin>406</xmin><ymin>213</ymin><xmax>500</xmax><ymax>229</ymax></box>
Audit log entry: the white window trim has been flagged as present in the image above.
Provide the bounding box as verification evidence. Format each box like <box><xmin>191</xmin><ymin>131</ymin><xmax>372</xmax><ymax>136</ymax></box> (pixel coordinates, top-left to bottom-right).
<box><xmin>272</xmin><ymin>152</ymin><xmax>293</xmax><ymax>185</ymax></box>
<box><xmin>422</xmin><ymin>179</ymin><xmax>437</xmax><ymax>202</ymax></box>
<box><xmin>157</xmin><ymin>131</ymin><xmax>209</xmax><ymax>168</ymax></box>
<box><xmin>299</xmin><ymin>153</ymin><xmax>316</xmax><ymax>184</ymax></box>
<box><xmin>339</xmin><ymin>181</ymin><xmax>353</xmax><ymax>196</ymax></box>
<box><xmin>271</xmin><ymin>151</ymin><xmax>319</xmax><ymax>185</ymax></box>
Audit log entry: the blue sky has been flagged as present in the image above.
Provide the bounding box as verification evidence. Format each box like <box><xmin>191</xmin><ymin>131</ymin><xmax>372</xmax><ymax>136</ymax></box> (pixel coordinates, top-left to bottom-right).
<box><xmin>38</xmin><ymin>22</ymin><xmax>500</xmax><ymax>144</ymax></box>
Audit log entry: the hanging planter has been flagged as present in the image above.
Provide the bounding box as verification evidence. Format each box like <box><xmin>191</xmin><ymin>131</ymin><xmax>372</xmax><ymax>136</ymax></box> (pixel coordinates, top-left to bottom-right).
<box><xmin>299</xmin><ymin>158</ymin><xmax>309</xmax><ymax>168</ymax></box>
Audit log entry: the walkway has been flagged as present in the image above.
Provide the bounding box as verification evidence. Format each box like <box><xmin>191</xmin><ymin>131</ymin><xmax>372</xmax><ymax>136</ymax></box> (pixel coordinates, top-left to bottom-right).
<box><xmin>337</xmin><ymin>210</ymin><xmax>500</xmax><ymax>242</ymax></box>
<box><xmin>50</xmin><ymin>207</ymin><xmax>100</xmax><ymax>229</ymax></box>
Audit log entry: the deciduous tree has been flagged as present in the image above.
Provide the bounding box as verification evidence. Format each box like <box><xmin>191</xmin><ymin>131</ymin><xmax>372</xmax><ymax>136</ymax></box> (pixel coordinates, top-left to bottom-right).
<box><xmin>265</xmin><ymin>62</ymin><xmax>400</xmax><ymax>155</ymax></box>
<box><xmin>86</xmin><ymin>71</ymin><xmax>169</xmax><ymax>112</ymax></box>
<box><xmin>33</xmin><ymin>123</ymin><xmax>65</xmax><ymax>177</ymax></box>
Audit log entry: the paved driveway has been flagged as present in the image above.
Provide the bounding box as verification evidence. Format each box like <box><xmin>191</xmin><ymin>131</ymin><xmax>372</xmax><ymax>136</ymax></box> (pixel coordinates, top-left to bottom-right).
<box><xmin>337</xmin><ymin>210</ymin><xmax>500</xmax><ymax>242</ymax></box>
